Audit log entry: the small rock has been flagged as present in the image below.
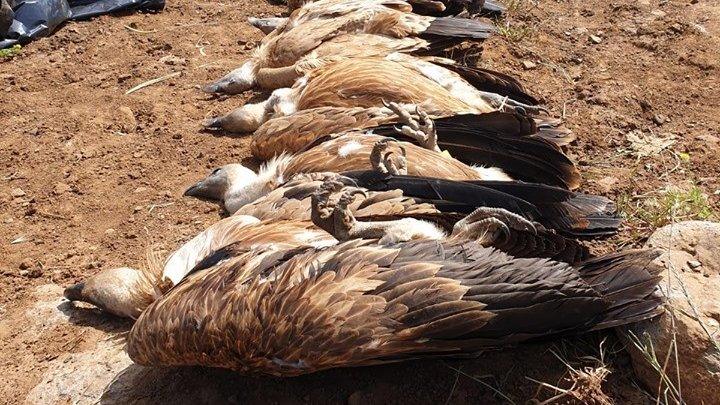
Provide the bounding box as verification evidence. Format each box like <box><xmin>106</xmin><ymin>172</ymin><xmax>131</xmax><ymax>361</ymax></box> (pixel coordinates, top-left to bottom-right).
<box><xmin>11</xmin><ymin>188</ymin><xmax>26</xmax><ymax>198</ymax></box>
<box><xmin>125</xmin><ymin>232</ymin><xmax>138</xmax><ymax>240</ymax></box>
<box><xmin>652</xmin><ymin>114</ymin><xmax>666</xmax><ymax>125</ymax></box>
<box><xmin>159</xmin><ymin>55</ymin><xmax>187</xmax><ymax>66</ymax></box>
<box><xmin>688</xmin><ymin>260</ymin><xmax>702</xmax><ymax>269</ymax></box>
<box><xmin>53</xmin><ymin>182</ymin><xmax>71</xmax><ymax>195</ymax></box>
<box><xmin>589</xmin><ymin>34</ymin><xmax>602</xmax><ymax>44</ymax></box>
<box><xmin>595</xmin><ymin>176</ymin><xmax>619</xmax><ymax>193</ymax></box>
<box><xmin>650</xmin><ymin>9</ymin><xmax>666</xmax><ymax>18</ymax></box>
<box><xmin>27</xmin><ymin>268</ymin><xmax>43</xmax><ymax>278</ymax></box>
<box><xmin>521</xmin><ymin>60</ymin><xmax>537</xmax><ymax>70</ymax></box>
<box><xmin>172</xmin><ymin>133</ymin><xmax>182</xmax><ymax>140</ymax></box>
<box><xmin>104</xmin><ymin>228</ymin><xmax>116</xmax><ymax>236</ymax></box>
<box><xmin>117</xmin><ymin>73</ymin><xmax>131</xmax><ymax>83</ymax></box>
<box><xmin>696</xmin><ymin>134</ymin><xmax>719</xmax><ymax>145</ymax></box>
<box><xmin>19</xmin><ymin>259</ymin><xmax>33</xmax><ymax>270</ymax></box>
<box><xmin>133</xmin><ymin>187</ymin><xmax>147</xmax><ymax>194</ymax></box>
<box><xmin>19</xmin><ymin>269</ymin><xmax>29</xmax><ymax>277</ymax></box>
<box><xmin>117</xmin><ymin>106</ymin><xmax>137</xmax><ymax>133</ymax></box>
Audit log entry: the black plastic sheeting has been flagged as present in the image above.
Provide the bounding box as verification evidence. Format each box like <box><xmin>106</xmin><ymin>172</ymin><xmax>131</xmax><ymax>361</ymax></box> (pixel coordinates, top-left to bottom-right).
<box><xmin>1</xmin><ymin>0</ymin><xmax>164</xmax><ymax>48</ymax></box>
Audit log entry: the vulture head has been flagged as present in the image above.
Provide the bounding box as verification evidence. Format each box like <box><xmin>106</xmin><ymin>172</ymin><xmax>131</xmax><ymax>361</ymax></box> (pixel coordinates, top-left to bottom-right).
<box><xmin>247</xmin><ymin>16</ymin><xmax>286</xmax><ymax>34</ymax></box>
<box><xmin>185</xmin><ymin>160</ymin><xmax>288</xmax><ymax>214</ymax></box>
<box><xmin>202</xmin><ymin>100</ymin><xmax>269</xmax><ymax>133</ymax></box>
<box><xmin>63</xmin><ymin>266</ymin><xmax>161</xmax><ymax>319</ymax></box>
<box><xmin>203</xmin><ymin>60</ymin><xmax>258</xmax><ymax>95</ymax></box>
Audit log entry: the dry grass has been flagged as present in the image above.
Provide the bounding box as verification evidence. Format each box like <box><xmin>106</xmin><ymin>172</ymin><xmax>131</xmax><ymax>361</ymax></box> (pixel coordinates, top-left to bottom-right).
<box><xmin>527</xmin><ymin>338</ymin><xmax>614</xmax><ymax>404</ymax></box>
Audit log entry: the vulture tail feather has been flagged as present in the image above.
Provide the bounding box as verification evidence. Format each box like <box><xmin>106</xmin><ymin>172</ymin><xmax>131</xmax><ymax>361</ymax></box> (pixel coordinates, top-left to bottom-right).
<box><xmin>423</xmin><ymin>17</ymin><xmax>496</xmax><ymax>40</ymax></box>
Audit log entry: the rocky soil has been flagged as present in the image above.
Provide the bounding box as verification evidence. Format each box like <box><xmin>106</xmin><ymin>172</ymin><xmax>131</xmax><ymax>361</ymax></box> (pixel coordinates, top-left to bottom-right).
<box><xmin>1</xmin><ymin>0</ymin><xmax>719</xmax><ymax>403</ymax></box>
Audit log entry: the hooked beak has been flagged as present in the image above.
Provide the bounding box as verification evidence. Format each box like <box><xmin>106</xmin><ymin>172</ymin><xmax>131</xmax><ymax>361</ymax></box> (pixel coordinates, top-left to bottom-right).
<box><xmin>184</xmin><ymin>180</ymin><xmax>213</xmax><ymax>200</ymax></box>
<box><xmin>202</xmin><ymin>116</ymin><xmax>223</xmax><ymax>129</ymax></box>
<box><xmin>203</xmin><ymin>83</ymin><xmax>221</xmax><ymax>94</ymax></box>
<box><xmin>63</xmin><ymin>282</ymin><xmax>86</xmax><ymax>302</ymax></box>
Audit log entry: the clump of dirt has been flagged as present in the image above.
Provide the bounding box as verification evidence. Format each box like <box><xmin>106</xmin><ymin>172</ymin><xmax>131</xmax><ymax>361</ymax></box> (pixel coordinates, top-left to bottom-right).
<box><xmin>1</xmin><ymin>0</ymin><xmax>718</xmax><ymax>403</ymax></box>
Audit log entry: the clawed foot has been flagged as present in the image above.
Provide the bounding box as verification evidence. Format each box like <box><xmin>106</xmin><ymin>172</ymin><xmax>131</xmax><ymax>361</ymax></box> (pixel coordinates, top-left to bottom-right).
<box><xmin>452</xmin><ymin>207</ymin><xmax>538</xmax><ymax>244</ymax></box>
<box><xmin>481</xmin><ymin>92</ymin><xmax>549</xmax><ymax>115</ymax></box>
<box><xmin>382</xmin><ymin>101</ymin><xmax>440</xmax><ymax>152</ymax></box>
<box><xmin>370</xmin><ymin>138</ymin><xmax>408</xmax><ymax>175</ymax></box>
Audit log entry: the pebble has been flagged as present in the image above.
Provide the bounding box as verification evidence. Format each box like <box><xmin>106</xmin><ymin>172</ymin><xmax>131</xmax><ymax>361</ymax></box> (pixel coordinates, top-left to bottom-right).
<box><xmin>652</xmin><ymin>114</ymin><xmax>666</xmax><ymax>125</ymax></box>
<box><xmin>521</xmin><ymin>60</ymin><xmax>537</xmax><ymax>70</ymax></box>
<box><xmin>105</xmin><ymin>228</ymin><xmax>116</xmax><ymax>236</ymax></box>
<box><xmin>19</xmin><ymin>259</ymin><xmax>33</xmax><ymax>270</ymax></box>
<box><xmin>11</xmin><ymin>188</ymin><xmax>26</xmax><ymax>198</ymax></box>
<box><xmin>688</xmin><ymin>260</ymin><xmax>702</xmax><ymax>269</ymax></box>
<box><xmin>595</xmin><ymin>176</ymin><xmax>619</xmax><ymax>193</ymax></box>
<box><xmin>160</xmin><ymin>55</ymin><xmax>187</xmax><ymax>66</ymax></box>
<box><xmin>53</xmin><ymin>182</ymin><xmax>71</xmax><ymax>195</ymax></box>
<box><xmin>589</xmin><ymin>35</ymin><xmax>603</xmax><ymax>44</ymax></box>
<box><xmin>117</xmin><ymin>106</ymin><xmax>137</xmax><ymax>133</ymax></box>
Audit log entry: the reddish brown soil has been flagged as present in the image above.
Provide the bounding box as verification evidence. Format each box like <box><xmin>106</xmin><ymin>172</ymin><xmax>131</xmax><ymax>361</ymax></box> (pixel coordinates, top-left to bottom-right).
<box><xmin>0</xmin><ymin>0</ymin><xmax>718</xmax><ymax>403</ymax></box>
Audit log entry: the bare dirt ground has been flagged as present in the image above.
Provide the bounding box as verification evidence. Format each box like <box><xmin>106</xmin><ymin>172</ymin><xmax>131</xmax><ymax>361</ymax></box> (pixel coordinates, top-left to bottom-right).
<box><xmin>0</xmin><ymin>0</ymin><xmax>718</xmax><ymax>403</ymax></box>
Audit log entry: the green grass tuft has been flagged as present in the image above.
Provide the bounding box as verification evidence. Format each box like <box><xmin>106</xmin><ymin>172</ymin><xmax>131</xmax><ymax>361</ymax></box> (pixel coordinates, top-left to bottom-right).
<box><xmin>0</xmin><ymin>45</ymin><xmax>22</xmax><ymax>59</ymax></box>
<box><xmin>618</xmin><ymin>186</ymin><xmax>715</xmax><ymax>231</ymax></box>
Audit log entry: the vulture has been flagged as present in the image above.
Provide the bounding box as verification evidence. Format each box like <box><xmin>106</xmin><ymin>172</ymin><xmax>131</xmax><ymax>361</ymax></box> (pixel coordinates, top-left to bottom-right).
<box><xmin>183</xmin><ymin>141</ymin><xmax>618</xmax><ymax>238</ymax></box>
<box><xmin>283</xmin><ymin>0</ymin><xmax>505</xmax><ymax>17</ymax></box>
<box><xmin>207</xmin><ymin>0</ymin><xmax>496</xmax><ymax>94</ymax></box>
<box><xmin>65</xmin><ymin>173</ymin><xmax>588</xmax><ymax>318</ymax></box>
<box><xmin>252</xmin><ymin>104</ymin><xmax>578</xmax><ymax>189</ymax></box>
<box><xmin>207</xmin><ymin>11</ymin><xmax>495</xmax><ymax>95</ymax></box>
<box><xmin>204</xmin><ymin>55</ymin><xmax>545</xmax><ymax>134</ymax></box>
<box><xmin>125</xmin><ymin>236</ymin><xmax>664</xmax><ymax>376</ymax></box>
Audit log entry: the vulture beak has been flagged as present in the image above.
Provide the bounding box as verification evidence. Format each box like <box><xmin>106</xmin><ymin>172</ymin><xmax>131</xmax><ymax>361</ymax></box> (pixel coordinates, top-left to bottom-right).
<box><xmin>202</xmin><ymin>116</ymin><xmax>223</xmax><ymax>129</ymax></box>
<box><xmin>63</xmin><ymin>282</ymin><xmax>86</xmax><ymax>302</ymax></box>
<box><xmin>203</xmin><ymin>83</ymin><xmax>221</xmax><ymax>94</ymax></box>
<box><xmin>184</xmin><ymin>181</ymin><xmax>213</xmax><ymax>200</ymax></box>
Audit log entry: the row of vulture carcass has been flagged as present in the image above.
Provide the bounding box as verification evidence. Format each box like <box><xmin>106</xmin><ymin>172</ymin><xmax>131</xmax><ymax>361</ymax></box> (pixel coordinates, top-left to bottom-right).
<box><xmin>64</xmin><ymin>0</ymin><xmax>665</xmax><ymax>377</ymax></box>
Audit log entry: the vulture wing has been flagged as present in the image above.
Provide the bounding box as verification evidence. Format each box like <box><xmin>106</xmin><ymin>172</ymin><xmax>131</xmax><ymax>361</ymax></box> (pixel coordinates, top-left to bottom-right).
<box><xmin>343</xmin><ymin>171</ymin><xmax>621</xmax><ymax>237</ymax></box>
<box><xmin>127</xmin><ymin>240</ymin><xmax>662</xmax><ymax>376</ymax></box>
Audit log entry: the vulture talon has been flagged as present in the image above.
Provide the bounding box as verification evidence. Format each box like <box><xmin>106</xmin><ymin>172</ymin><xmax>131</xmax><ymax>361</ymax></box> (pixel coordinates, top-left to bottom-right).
<box><xmin>452</xmin><ymin>207</ymin><xmax>538</xmax><ymax>244</ymax></box>
<box><xmin>480</xmin><ymin>91</ymin><xmax>548</xmax><ymax>115</ymax></box>
<box><xmin>386</xmin><ymin>104</ymin><xmax>440</xmax><ymax>152</ymax></box>
<box><xmin>370</xmin><ymin>138</ymin><xmax>408</xmax><ymax>175</ymax></box>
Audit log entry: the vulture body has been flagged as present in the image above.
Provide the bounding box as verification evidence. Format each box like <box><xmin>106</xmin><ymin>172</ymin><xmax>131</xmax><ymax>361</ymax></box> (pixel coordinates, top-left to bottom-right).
<box><xmin>207</xmin><ymin>0</ymin><xmax>496</xmax><ymax>94</ymax></box>
<box><xmin>252</xmin><ymin>108</ymin><xmax>578</xmax><ymax>189</ymax></box>
<box><xmin>184</xmin><ymin>157</ymin><xmax>618</xmax><ymax>239</ymax></box>
<box><xmin>286</xmin><ymin>0</ymin><xmax>504</xmax><ymax>16</ymax></box>
<box><xmin>234</xmin><ymin>175</ymin><xmax>590</xmax><ymax>263</ymax></box>
<box><xmin>205</xmin><ymin>55</ymin><xmax>544</xmax><ymax>134</ymax></box>
<box><xmin>126</xmin><ymin>239</ymin><xmax>663</xmax><ymax>376</ymax></box>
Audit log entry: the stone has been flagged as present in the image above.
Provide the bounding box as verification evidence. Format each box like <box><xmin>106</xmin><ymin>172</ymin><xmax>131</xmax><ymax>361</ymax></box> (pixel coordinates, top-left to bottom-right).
<box><xmin>160</xmin><ymin>55</ymin><xmax>187</xmax><ymax>66</ymax></box>
<box><xmin>589</xmin><ymin>34</ymin><xmax>602</xmax><ymax>44</ymax></box>
<box><xmin>53</xmin><ymin>182</ymin><xmax>71</xmax><ymax>195</ymax></box>
<box><xmin>10</xmin><ymin>187</ymin><xmax>26</xmax><ymax>198</ymax></box>
<box><xmin>521</xmin><ymin>60</ymin><xmax>537</xmax><ymax>70</ymax></box>
<box><xmin>594</xmin><ymin>176</ymin><xmax>619</xmax><ymax>193</ymax></box>
<box><xmin>117</xmin><ymin>106</ymin><xmax>137</xmax><ymax>133</ymax></box>
<box><xmin>621</xmin><ymin>221</ymin><xmax>720</xmax><ymax>405</ymax></box>
<box><xmin>19</xmin><ymin>259</ymin><xmax>33</xmax><ymax>270</ymax></box>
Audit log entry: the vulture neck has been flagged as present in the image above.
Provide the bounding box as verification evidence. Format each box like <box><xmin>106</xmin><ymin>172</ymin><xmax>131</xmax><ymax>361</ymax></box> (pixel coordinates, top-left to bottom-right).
<box><xmin>162</xmin><ymin>215</ymin><xmax>262</xmax><ymax>285</ymax></box>
<box><xmin>234</xmin><ymin>59</ymin><xmax>260</xmax><ymax>91</ymax></box>
<box><xmin>224</xmin><ymin>155</ymin><xmax>292</xmax><ymax>214</ymax></box>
